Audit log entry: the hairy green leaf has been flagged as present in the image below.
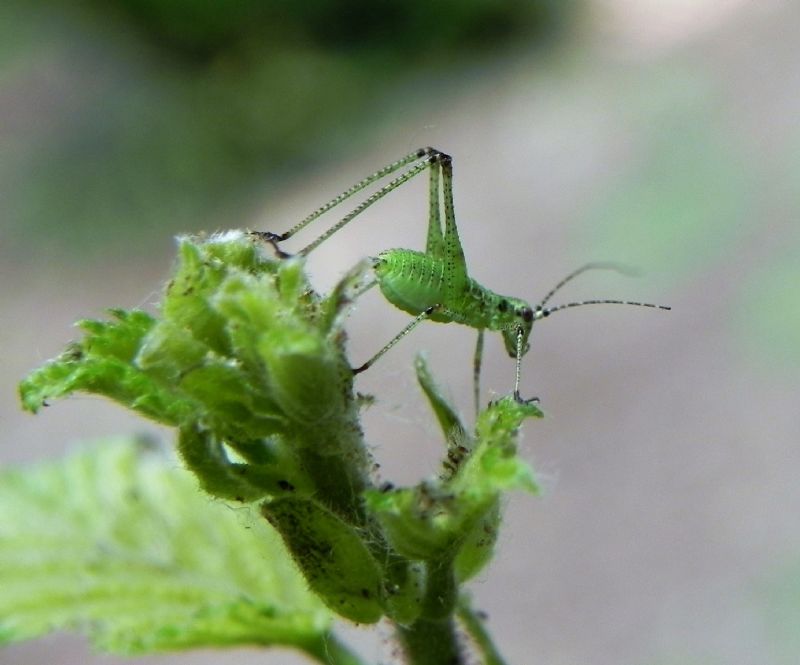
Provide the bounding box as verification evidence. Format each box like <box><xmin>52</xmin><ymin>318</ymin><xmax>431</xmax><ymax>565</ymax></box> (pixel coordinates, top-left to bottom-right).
<box><xmin>0</xmin><ymin>438</ymin><xmax>331</xmax><ymax>654</ymax></box>
<box><xmin>365</xmin><ymin>397</ymin><xmax>541</xmax><ymax>575</ymax></box>
<box><xmin>415</xmin><ymin>354</ymin><xmax>468</xmax><ymax>451</ymax></box>
<box><xmin>19</xmin><ymin>310</ymin><xmax>196</xmax><ymax>426</ymax></box>
<box><xmin>262</xmin><ymin>497</ymin><xmax>384</xmax><ymax>624</ymax></box>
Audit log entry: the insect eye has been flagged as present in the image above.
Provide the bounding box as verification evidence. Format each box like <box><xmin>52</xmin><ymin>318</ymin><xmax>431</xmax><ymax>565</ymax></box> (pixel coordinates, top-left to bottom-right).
<box><xmin>497</xmin><ymin>299</ymin><xmax>508</xmax><ymax>312</ymax></box>
<box><xmin>522</xmin><ymin>307</ymin><xmax>533</xmax><ymax>323</ymax></box>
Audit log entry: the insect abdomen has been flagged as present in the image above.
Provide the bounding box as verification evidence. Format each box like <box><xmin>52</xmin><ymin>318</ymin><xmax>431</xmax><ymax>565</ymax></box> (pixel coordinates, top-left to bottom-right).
<box><xmin>374</xmin><ymin>249</ymin><xmax>448</xmax><ymax>318</ymax></box>
<box><xmin>374</xmin><ymin>249</ymin><xmax>504</xmax><ymax>329</ymax></box>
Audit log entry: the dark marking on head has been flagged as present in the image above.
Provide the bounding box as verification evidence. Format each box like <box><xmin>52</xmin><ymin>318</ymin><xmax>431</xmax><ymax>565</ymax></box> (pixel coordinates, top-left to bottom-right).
<box><xmin>498</xmin><ymin>299</ymin><xmax>509</xmax><ymax>312</ymax></box>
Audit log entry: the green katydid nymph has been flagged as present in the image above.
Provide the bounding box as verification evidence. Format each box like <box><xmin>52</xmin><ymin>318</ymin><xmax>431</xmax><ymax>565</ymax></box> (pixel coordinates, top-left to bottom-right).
<box><xmin>252</xmin><ymin>147</ymin><xmax>670</xmax><ymax>411</ymax></box>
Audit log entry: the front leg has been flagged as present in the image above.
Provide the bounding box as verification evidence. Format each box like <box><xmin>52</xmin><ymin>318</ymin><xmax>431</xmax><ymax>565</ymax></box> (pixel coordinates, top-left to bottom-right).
<box><xmin>512</xmin><ymin>326</ymin><xmax>539</xmax><ymax>404</ymax></box>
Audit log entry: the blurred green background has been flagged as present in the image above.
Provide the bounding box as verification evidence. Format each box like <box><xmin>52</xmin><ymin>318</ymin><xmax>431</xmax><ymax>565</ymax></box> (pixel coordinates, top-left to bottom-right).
<box><xmin>2</xmin><ymin>1</ymin><xmax>800</xmax><ymax>664</ymax></box>
<box><xmin>2</xmin><ymin>0</ymin><xmax>574</xmax><ymax>258</ymax></box>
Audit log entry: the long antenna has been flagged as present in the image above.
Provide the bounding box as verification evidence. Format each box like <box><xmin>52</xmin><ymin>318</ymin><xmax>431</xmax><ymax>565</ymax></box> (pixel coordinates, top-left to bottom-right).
<box><xmin>537</xmin><ymin>299</ymin><xmax>671</xmax><ymax>318</ymax></box>
<box><xmin>537</xmin><ymin>262</ymin><xmax>639</xmax><ymax>309</ymax></box>
<box><xmin>534</xmin><ymin>262</ymin><xmax>670</xmax><ymax>319</ymax></box>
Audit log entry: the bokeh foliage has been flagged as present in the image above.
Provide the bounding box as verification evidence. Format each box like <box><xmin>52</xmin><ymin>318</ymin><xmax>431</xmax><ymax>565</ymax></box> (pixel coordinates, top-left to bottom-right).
<box><xmin>3</xmin><ymin>0</ymin><xmax>578</xmax><ymax>255</ymax></box>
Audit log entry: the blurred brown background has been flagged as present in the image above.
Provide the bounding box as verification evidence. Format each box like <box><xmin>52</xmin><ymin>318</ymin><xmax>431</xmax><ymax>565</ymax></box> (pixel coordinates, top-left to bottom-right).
<box><xmin>2</xmin><ymin>1</ymin><xmax>800</xmax><ymax>663</ymax></box>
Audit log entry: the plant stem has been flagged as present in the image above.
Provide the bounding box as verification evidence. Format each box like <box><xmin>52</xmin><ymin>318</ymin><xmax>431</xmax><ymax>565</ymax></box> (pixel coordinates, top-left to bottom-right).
<box><xmin>395</xmin><ymin>554</ymin><xmax>462</xmax><ymax>664</ymax></box>
<box><xmin>420</xmin><ymin>556</ymin><xmax>457</xmax><ymax>619</ymax></box>
<box><xmin>396</xmin><ymin>616</ymin><xmax>462</xmax><ymax>665</ymax></box>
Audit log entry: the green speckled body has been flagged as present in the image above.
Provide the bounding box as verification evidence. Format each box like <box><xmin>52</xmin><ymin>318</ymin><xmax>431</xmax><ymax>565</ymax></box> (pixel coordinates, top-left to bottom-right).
<box><xmin>375</xmin><ymin>249</ymin><xmax>534</xmax><ymax>356</ymax></box>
